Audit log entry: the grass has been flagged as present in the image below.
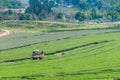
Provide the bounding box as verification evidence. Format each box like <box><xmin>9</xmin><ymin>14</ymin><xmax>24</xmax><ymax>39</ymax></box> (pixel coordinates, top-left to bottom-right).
<box><xmin>0</xmin><ymin>32</ymin><xmax>120</xmax><ymax>80</ymax></box>
<box><xmin>0</xmin><ymin>21</ymin><xmax>120</xmax><ymax>80</ymax></box>
<box><xmin>0</xmin><ymin>20</ymin><xmax>119</xmax><ymax>33</ymax></box>
<box><xmin>0</xmin><ymin>29</ymin><xmax>119</xmax><ymax>51</ymax></box>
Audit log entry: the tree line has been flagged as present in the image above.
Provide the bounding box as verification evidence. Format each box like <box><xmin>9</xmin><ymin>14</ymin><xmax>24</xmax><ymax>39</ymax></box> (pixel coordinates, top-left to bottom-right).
<box><xmin>0</xmin><ymin>0</ymin><xmax>23</xmax><ymax>9</ymax></box>
<box><xmin>0</xmin><ymin>0</ymin><xmax>120</xmax><ymax>22</ymax></box>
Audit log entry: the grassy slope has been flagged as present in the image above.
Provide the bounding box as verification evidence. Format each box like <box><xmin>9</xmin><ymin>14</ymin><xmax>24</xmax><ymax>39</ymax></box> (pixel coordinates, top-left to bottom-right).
<box><xmin>0</xmin><ymin>21</ymin><xmax>120</xmax><ymax>80</ymax></box>
<box><xmin>0</xmin><ymin>32</ymin><xmax>120</xmax><ymax>80</ymax></box>
<box><xmin>0</xmin><ymin>29</ymin><xmax>119</xmax><ymax>51</ymax></box>
<box><xmin>0</xmin><ymin>21</ymin><xmax>119</xmax><ymax>51</ymax></box>
<box><xmin>0</xmin><ymin>20</ymin><xmax>119</xmax><ymax>32</ymax></box>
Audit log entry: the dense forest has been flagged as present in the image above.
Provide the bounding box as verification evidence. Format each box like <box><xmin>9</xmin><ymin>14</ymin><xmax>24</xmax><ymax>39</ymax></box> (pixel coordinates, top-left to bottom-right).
<box><xmin>0</xmin><ymin>0</ymin><xmax>120</xmax><ymax>22</ymax></box>
<box><xmin>0</xmin><ymin>0</ymin><xmax>23</xmax><ymax>9</ymax></box>
<box><xmin>56</xmin><ymin>0</ymin><xmax>120</xmax><ymax>10</ymax></box>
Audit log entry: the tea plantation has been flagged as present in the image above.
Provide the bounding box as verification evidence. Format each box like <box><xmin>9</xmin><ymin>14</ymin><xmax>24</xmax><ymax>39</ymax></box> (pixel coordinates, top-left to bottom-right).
<box><xmin>0</xmin><ymin>21</ymin><xmax>120</xmax><ymax>80</ymax></box>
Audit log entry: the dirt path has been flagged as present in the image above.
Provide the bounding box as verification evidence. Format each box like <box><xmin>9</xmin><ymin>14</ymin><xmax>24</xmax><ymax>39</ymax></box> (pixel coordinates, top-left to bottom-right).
<box><xmin>0</xmin><ymin>30</ymin><xmax>10</xmax><ymax>37</ymax></box>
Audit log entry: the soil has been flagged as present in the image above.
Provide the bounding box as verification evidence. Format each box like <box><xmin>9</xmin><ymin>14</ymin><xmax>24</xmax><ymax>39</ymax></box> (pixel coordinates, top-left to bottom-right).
<box><xmin>0</xmin><ymin>30</ymin><xmax>10</xmax><ymax>37</ymax></box>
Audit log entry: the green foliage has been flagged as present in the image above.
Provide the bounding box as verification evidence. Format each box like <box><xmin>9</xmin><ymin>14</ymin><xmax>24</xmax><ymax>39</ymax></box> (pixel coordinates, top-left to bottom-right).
<box><xmin>90</xmin><ymin>9</ymin><xmax>97</xmax><ymax>20</ymax></box>
<box><xmin>0</xmin><ymin>0</ymin><xmax>23</xmax><ymax>9</ymax></box>
<box><xmin>0</xmin><ymin>10</ymin><xmax>19</xmax><ymax>20</ymax></box>
<box><xmin>25</xmin><ymin>0</ymin><xmax>55</xmax><ymax>19</ymax></box>
<box><xmin>55</xmin><ymin>0</ymin><xmax>120</xmax><ymax>21</ymax></box>
<box><xmin>57</xmin><ymin>13</ymin><xmax>63</xmax><ymax>19</ymax></box>
<box><xmin>75</xmin><ymin>12</ymin><xmax>86</xmax><ymax>21</ymax></box>
<box><xmin>55</xmin><ymin>0</ymin><xmax>120</xmax><ymax>10</ymax></box>
<box><xmin>19</xmin><ymin>13</ymin><xmax>37</xmax><ymax>20</ymax></box>
<box><xmin>0</xmin><ymin>0</ymin><xmax>120</xmax><ymax>21</ymax></box>
<box><xmin>3</xmin><ymin>10</ymin><xmax>14</xmax><ymax>15</ymax></box>
<box><xmin>106</xmin><ymin>10</ymin><xmax>120</xmax><ymax>22</ymax></box>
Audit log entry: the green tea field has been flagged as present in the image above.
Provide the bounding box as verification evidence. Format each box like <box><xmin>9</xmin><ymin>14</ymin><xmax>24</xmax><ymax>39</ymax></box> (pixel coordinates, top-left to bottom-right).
<box><xmin>0</xmin><ymin>21</ymin><xmax>120</xmax><ymax>80</ymax></box>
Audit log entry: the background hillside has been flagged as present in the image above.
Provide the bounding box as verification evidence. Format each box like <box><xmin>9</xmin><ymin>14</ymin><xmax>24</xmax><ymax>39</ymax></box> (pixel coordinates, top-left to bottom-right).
<box><xmin>58</xmin><ymin>0</ymin><xmax>120</xmax><ymax>10</ymax></box>
<box><xmin>0</xmin><ymin>1</ymin><xmax>120</xmax><ymax>80</ymax></box>
<box><xmin>0</xmin><ymin>0</ymin><xmax>120</xmax><ymax>22</ymax></box>
<box><xmin>0</xmin><ymin>0</ymin><xmax>24</xmax><ymax>9</ymax></box>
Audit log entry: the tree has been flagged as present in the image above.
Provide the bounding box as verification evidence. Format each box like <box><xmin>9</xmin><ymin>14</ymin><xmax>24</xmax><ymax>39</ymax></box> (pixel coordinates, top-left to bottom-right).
<box><xmin>106</xmin><ymin>10</ymin><xmax>120</xmax><ymax>22</ymax></box>
<box><xmin>0</xmin><ymin>0</ymin><xmax>23</xmax><ymax>9</ymax></box>
<box><xmin>90</xmin><ymin>9</ymin><xmax>97</xmax><ymax>20</ymax></box>
<box><xmin>19</xmin><ymin>13</ymin><xmax>37</xmax><ymax>20</ymax></box>
<box><xmin>95</xmin><ymin>1</ymin><xmax>103</xmax><ymax>10</ymax></box>
<box><xmin>26</xmin><ymin>0</ymin><xmax>55</xmax><ymax>19</ymax></box>
<box><xmin>1</xmin><ymin>10</ymin><xmax>18</xmax><ymax>20</ymax></box>
<box><xmin>75</xmin><ymin>12</ymin><xmax>86</xmax><ymax>21</ymax></box>
<box><xmin>3</xmin><ymin>10</ymin><xmax>14</xmax><ymax>15</ymax></box>
<box><xmin>71</xmin><ymin>0</ymin><xmax>80</xmax><ymax>7</ymax></box>
<box><xmin>79</xmin><ymin>1</ymin><xmax>87</xmax><ymax>10</ymax></box>
<box><xmin>26</xmin><ymin>0</ymin><xmax>41</xmax><ymax>15</ymax></box>
<box><xmin>57</xmin><ymin>13</ymin><xmax>63</xmax><ymax>19</ymax></box>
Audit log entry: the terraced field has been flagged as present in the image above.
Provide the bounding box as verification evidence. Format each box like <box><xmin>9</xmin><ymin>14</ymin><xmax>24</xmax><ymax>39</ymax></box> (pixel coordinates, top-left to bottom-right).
<box><xmin>0</xmin><ymin>32</ymin><xmax>120</xmax><ymax>80</ymax></box>
<box><xmin>0</xmin><ymin>29</ymin><xmax>119</xmax><ymax>51</ymax></box>
<box><xmin>0</xmin><ymin>21</ymin><xmax>120</xmax><ymax>80</ymax></box>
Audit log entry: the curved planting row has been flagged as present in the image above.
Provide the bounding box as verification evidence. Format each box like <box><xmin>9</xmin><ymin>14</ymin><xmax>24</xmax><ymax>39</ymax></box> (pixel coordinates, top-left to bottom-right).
<box><xmin>0</xmin><ymin>32</ymin><xmax>120</xmax><ymax>80</ymax></box>
<box><xmin>0</xmin><ymin>29</ymin><xmax>119</xmax><ymax>51</ymax></box>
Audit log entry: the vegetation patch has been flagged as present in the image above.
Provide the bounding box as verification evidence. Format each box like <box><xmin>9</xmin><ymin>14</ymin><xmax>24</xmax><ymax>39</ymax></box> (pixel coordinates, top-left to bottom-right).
<box><xmin>0</xmin><ymin>21</ymin><xmax>120</xmax><ymax>80</ymax></box>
